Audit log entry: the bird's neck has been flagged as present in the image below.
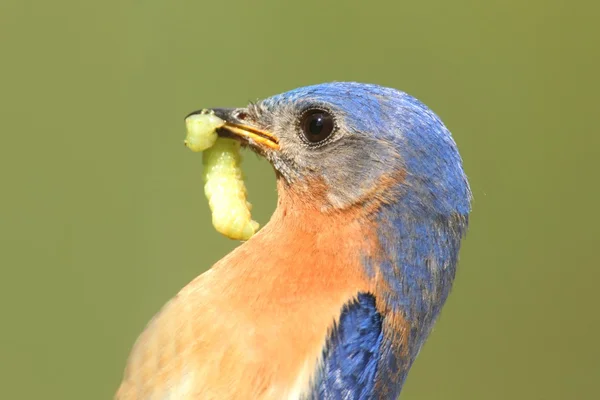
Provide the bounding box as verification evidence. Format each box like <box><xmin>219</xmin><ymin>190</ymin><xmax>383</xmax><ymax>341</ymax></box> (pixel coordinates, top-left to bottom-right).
<box><xmin>271</xmin><ymin>180</ymin><xmax>467</xmax><ymax>326</ymax></box>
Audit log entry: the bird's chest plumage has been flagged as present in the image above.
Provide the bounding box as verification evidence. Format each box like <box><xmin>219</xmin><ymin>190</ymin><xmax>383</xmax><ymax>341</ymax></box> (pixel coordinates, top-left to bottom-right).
<box><xmin>116</xmin><ymin>200</ymin><xmax>380</xmax><ymax>400</ymax></box>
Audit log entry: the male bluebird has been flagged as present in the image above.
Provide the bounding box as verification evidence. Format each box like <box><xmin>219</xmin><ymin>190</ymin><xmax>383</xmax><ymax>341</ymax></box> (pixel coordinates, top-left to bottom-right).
<box><xmin>115</xmin><ymin>82</ymin><xmax>471</xmax><ymax>399</ymax></box>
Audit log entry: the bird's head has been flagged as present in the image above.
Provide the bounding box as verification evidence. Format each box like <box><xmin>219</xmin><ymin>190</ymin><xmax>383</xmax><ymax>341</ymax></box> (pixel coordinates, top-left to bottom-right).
<box><xmin>190</xmin><ymin>82</ymin><xmax>471</xmax><ymax>220</ymax></box>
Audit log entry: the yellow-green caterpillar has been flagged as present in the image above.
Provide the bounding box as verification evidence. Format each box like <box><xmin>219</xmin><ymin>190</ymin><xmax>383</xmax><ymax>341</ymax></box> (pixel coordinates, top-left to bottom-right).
<box><xmin>185</xmin><ymin>110</ymin><xmax>259</xmax><ymax>241</ymax></box>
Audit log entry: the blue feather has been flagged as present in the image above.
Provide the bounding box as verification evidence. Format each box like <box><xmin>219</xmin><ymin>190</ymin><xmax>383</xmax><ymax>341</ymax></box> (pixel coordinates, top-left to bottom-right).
<box><xmin>310</xmin><ymin>293</ymin><xmax>384</xmax><ymax>400</ymax></box>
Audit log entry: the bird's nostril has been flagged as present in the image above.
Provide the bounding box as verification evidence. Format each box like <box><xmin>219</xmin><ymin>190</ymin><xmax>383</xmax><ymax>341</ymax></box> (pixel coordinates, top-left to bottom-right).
<box><xmin>235</xmin><ymin>111</ymin><xmax>248</xmax><ymax>121</ymax></box>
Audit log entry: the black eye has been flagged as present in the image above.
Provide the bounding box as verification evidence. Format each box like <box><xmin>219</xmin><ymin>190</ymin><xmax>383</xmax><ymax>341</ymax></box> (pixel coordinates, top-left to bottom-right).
<box><xmin>300</xmin><ymin>110</ymin><xmax>335</xmax><ymax>144</ymax></box>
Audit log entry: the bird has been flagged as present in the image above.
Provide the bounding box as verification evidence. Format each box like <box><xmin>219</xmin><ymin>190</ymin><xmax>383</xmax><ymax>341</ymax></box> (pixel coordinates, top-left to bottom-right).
<box><xmin>115</xmin><ymin>82</ymin><xmax>472</xmax><ymax>399</ymax></box>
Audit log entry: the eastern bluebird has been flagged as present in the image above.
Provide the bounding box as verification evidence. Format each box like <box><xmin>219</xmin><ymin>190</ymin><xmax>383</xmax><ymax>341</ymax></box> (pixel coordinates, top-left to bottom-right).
<box><xmin>115</xmin><ymin>82</ymin><xmax>471</xmax><ymax>399</ymax></box>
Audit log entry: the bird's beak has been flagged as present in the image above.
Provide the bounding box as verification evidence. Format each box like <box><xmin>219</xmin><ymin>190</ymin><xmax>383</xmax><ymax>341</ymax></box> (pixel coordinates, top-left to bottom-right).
<box><xmin>186</xmin><ymin>108</ymin><xmax>280</xmax><ymax>151</ymax></box>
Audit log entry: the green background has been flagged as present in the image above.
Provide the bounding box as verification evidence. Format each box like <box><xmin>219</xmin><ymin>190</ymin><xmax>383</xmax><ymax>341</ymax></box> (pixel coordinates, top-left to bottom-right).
<box><xmin>1</xmin><ymin>0</ymin><xmax>598</xmax><ymax>398</ymax></box>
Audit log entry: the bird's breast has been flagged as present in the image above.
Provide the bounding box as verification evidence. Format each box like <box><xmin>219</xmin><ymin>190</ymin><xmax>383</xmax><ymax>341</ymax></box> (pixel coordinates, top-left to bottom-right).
<box><xmin>116</xmin><ymin>193</ymin><xmax>381</xmax><ymax>400</ymax></box>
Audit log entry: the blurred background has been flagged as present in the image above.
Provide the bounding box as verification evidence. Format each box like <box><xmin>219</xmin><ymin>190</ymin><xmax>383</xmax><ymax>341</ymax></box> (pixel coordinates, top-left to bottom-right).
<box><xmin>1</xmin><ymin>0</ymin><xmax>598</xmax><ymax>399</ymax></box>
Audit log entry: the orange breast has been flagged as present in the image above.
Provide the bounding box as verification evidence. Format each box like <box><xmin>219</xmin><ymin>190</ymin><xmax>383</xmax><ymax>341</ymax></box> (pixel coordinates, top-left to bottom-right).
<box><xmin>115</xmin><ymin>184</ymin><xmax>379</xmax><ymax>399</ymax></box>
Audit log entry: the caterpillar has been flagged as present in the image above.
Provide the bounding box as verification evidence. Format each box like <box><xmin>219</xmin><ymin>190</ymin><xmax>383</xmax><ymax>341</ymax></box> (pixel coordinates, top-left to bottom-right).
<box><xmin>185</xmin><ymin>110</ymin><xmax>259</xmax><ymax>241</ymax></box>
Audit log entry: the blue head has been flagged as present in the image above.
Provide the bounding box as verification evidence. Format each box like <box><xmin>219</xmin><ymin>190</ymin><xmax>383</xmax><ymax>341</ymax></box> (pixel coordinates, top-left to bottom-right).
<box><xmin>222</xmin><ymin>82</ymin><xmax>471</xmax><ymax>219</ymax></box>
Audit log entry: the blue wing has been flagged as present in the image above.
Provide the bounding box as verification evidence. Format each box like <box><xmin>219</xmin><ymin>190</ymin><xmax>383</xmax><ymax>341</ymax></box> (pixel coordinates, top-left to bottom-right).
<box><xmin>309</xmin><ymin>293</ymin><xmax>385</xmax><ymax>400</ymax></box>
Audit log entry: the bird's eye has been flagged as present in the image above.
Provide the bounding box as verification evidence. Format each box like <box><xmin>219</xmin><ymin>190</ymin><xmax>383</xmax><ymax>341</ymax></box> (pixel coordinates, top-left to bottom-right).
<box><xmin>300</xmin><ymin>109</ymin><xmax>335</xmax><ymax>144</ymax></box>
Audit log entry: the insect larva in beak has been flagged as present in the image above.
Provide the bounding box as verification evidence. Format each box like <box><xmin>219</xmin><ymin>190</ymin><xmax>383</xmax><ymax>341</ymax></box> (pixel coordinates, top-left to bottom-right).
<box><xmin>185</xmin><ymin>110</ymin><xmax>259</xmax><ymax>240</ymax></box>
